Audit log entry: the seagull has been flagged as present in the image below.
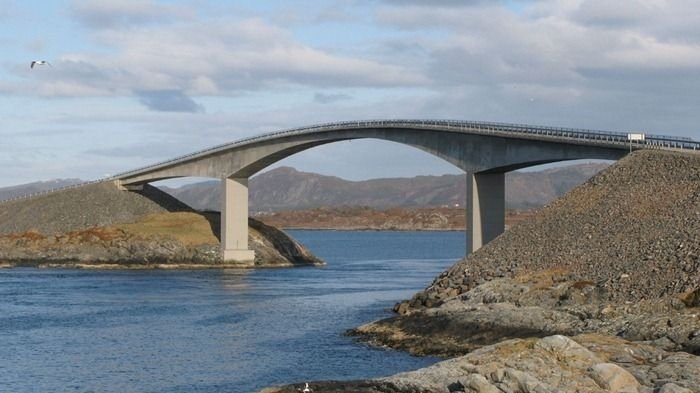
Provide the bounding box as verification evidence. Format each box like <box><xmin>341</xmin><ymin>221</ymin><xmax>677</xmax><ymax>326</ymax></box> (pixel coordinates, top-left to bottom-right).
<box><xmin>30</xmin><ymin>60</ymin><xmax>51</xmax><ymax>69</ymax></box>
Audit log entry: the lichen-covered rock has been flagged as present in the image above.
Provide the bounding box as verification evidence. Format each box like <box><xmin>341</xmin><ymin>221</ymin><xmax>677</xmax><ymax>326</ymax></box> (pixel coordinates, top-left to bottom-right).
<box><xmin>657</xmin><ymin>383</ymin><xmax>695</xmax><ymax>393</ymax></box>
<box><xmin>266</xmin><ymin>335</ymin><xmax>698</xmax><ymax>393</ymax></box>
<box><xmin>354</xmin><ymin>272</ymin><xmax>700</xmax><ymax>357</ymax></box>
<box><xmin>588</xmin><ymin>363</ymin><xmax>640</xmax><ymax>392</ymax></box>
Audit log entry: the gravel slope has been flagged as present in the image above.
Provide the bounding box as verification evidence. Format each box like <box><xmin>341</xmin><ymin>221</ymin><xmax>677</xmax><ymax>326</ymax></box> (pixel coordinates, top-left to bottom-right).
<box><xmin>0</xmin><ymin>182</ymin><xmax>191</xmax><ymax>236</ymax></box>
<box><xmin>405</xmin><ymin>149</ymin><xmax>700</xmax><ymax>309</ymax></box>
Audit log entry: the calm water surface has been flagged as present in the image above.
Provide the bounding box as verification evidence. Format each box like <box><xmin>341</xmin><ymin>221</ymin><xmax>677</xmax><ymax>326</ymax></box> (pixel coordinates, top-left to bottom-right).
<box><xmin>0</xmin><ymin>230</ymin><xmax>464</xmax><ymax>392</ymax></box>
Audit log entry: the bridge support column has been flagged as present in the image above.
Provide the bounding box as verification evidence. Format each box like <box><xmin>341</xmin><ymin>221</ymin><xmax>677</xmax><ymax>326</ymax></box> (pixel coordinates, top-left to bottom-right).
<box><xmin>467</xmin><ymin>171</ymin><xmax>505</xmax><ymax>254</ymax></box>
<box><xmin>221</xmin><ymin>177</ymin><xmax>255</xmax><ymax>262</ymax></box>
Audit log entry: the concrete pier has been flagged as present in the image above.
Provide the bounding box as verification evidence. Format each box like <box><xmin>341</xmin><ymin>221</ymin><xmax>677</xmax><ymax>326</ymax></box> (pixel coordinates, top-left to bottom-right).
<box><xmin>221</xmin><ymin>177</ymin><xmax>255</xmax><ymax>262</ymax></box>
<box><xmin>467</xmin><ymin>172</ymin><xmax>505</xmax><ymax>254</ymax></box>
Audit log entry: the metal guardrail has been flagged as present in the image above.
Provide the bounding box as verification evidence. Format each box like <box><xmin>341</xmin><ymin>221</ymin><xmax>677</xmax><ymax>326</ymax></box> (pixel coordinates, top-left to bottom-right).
<box><xmin>0</xmin><ymin>179</ymin><xmax>108</xmax><ymax>204</ymax></box>
<box><xmin>1</xmin><ymin>119</ymin><xmax>697</xmax><ymax>204</ymax></box>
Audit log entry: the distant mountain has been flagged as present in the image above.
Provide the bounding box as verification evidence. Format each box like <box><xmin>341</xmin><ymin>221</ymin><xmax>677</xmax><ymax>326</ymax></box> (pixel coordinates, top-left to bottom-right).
<box><xmin>162</xmin><ymin>163</ymin><xmax>610</xmax><ymax>212</ymax></box>
<box><xmin>0</xmin><ymin>179</ymin><xmax>83</xmax><ymax>201</ymax></box>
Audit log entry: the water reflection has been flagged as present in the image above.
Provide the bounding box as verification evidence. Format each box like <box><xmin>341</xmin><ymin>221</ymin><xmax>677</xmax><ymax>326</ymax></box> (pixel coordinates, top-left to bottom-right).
<box><xmin>218</xmin><ymin>268</ymin><xmax>253</xmax><ymax>292</ymax></box>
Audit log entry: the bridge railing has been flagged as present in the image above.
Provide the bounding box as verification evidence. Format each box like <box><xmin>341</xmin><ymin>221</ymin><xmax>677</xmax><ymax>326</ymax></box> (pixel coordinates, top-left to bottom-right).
<box><xmin>0</xmin><ymin>178</ymin><xmax>108</xmax><ymax>204</ymax></box>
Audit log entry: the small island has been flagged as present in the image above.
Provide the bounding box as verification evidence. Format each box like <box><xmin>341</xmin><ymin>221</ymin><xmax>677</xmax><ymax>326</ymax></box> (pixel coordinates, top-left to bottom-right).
<box><xmin>0</xmin><ymin>182</ymin><xmax>322</xmax><ymax>269</ymax></box>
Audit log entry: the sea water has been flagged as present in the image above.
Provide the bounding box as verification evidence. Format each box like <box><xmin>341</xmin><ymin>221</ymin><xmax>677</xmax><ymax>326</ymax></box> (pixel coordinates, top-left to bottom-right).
<box><xmin>0</xmin><ymin>230</ymin><xmax>464</xmax><ymax>392</ymax></box>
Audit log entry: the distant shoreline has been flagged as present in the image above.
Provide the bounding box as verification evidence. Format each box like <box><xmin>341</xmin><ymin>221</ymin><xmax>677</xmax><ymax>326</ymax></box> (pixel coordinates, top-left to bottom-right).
<box><xmin>256</xmin><ymin>206</ymin><xmax>536</xmax><ymax>232</ymax></box>
<box><xmin>280</xmin><ymin>226</ymin><xmax>465</xmax><ymax>232</ymax></box>
<box><xmin>0</xmin><ymin>261</ymin><xmax>302</xmax><ymax>270</ymax></box>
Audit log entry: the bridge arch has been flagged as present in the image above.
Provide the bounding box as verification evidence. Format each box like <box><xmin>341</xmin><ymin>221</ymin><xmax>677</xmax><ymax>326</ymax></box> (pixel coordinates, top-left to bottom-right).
<box><xmin>116</xmin><ymin>120</ymin><xmax>663</xmax><ymax>262</ymax></box>
<box><xmin>118</xmin><ymin>124</ymin><xmax>626</xmax><ymax>184</ymax></box>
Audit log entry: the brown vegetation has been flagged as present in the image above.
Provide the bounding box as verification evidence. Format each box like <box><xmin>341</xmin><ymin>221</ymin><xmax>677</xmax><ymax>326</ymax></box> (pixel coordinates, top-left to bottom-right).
<box><xmin>254</xmin><ymin>206</ymin><xmax>537</xmax><ymax>231</ymax></box>
<box><xmin>113</xmin><ymin>212</ymin><xmax>218</xmax><ymax>246</ymax></box>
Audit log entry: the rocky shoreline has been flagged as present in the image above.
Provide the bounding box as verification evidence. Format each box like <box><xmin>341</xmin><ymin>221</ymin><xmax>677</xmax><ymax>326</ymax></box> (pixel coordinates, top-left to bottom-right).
<box><xmin>0</xmin><ymin>214</ymin><xmax>323</xmax><ymax>269</ymax></box>
<box><xmin>352</xmin><ymin>271</ymin><xmax>700</xmax><ymax>355</ymax></box>
<box><xmin>263</xmin><ymin>333</ymin><xmax>698</xmax><ymax>393</ymax></box>
<box><xmin>263</xmin><ymin>150</ymin><xmax>700</xmax><ymax>393</ymax></box>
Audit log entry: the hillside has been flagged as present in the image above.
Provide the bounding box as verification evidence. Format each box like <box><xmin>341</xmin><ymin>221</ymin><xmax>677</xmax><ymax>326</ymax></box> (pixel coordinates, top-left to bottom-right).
<box><xmin>0</xmin><ymin>178</ymin><xmax>82</xmax><ymax>201</ymax></box>
<box><xmin>0</xmin><ymin>182</ymin><xmax>189</xmax><ymax>236</ymax></box>
<box><xmin>163</xmin><ymin>163</ymin><xmax>608</xmax><ymax>212</ymax></box>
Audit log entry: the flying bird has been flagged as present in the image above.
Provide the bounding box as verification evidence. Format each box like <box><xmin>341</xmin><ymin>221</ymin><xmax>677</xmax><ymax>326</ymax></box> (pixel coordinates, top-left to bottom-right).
<box><xmin>30</xmin><ymin>60</ymin><xmax>51</xmax><ymax>69</ymax></box>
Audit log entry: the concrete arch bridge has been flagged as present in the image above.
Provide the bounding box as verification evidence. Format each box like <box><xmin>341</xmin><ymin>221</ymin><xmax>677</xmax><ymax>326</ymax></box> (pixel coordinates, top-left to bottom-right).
<box><xmin>113</xmin><ymin>119</ymin><xmax>699</xmax><ymax>261</ymax></box>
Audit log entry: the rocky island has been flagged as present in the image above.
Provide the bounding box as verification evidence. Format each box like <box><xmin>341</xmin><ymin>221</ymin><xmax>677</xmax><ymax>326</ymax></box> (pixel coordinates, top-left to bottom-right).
<box><xmin>263</xmin><ymin>150</ymin><xmax>700</xmax><ymax>392</ymax></box>
<box><xmin>0</xmin><ymin>182</ymin><xmax>322</xmax><ymax>268</ymax></box>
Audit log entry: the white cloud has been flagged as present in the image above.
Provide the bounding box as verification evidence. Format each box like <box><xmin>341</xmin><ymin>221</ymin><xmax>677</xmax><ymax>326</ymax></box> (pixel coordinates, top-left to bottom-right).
<box><xmin>571</xmin><ymin>0</ymin><xmax>660</xmax><ymax>27</ymax></box>
<box><xmin>70</xmin><ymin>0</ymin><xmax>193</xmax><ymax>28</ymax></box>
<box><xmin>15</xmin><ymin>15</ymin><xmax>426</xmax><ymax>111</ymax></box>
<box><xmin>376</xmin><ymin>1</ymin><xmax>700</xmax><ymax>100</ymax></box>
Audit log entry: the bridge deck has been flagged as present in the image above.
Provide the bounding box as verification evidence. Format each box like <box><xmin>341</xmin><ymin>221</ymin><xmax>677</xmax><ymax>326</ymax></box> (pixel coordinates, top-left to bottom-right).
<box><xmin>2</xmin><ymin>119</ymin><xmax>698</xmax><ymax>203</ymax></box>
<box><xmin>111</xmin><ymin>119</ymin><xmax>699</xmax><ymax>181</ymax></box>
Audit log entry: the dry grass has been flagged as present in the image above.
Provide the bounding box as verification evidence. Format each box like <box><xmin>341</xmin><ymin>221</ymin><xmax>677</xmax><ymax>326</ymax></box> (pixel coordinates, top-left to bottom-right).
<box><xmin>571</xmin><ymin>333</ymin><xmax>652</xmax><ymax>364</ymax></box>
<box><xmin>487</xmin><ymin>337</ymin><xmax>538</xmax><ymax>358</ymax></box>
<box><xmin>65</xmin><ymin>227</ymin><xmax>123</xmax><ymax>242</ymax></box>
<box><xmin>4</xmin><ymin>230</ymin><xmax>46</xmax><ymax>241</ymax></box>
<box><xmin>0</xmin><ymin>212</ymin><xmax>218</xmax><ymax>247</ymax></box>
<box><xmin>513</xmin><ymin>268</ymin><xmax>571</xmax><ymax>290</ymax></box>
<box><xmin>113</xmin><ymin>212</ymin><xmax>218</xmax><ymax>246</ymax></box>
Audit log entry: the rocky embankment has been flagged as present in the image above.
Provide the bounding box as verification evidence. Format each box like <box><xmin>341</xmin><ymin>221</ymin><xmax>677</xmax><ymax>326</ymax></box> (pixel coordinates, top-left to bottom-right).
<box><xmin>401</xmin><ymin>150</ymin><xmax>700</xmax><ymax>308</ymax></box>
<box><xmin>0</xmin><ymin>182</ymin><xmax>322</xmax><ymax>268</ymax></box>
<box><xmin>265</xmin><ymin>150</ymin><xmax>700</xmax><ymax>392</ymax></box>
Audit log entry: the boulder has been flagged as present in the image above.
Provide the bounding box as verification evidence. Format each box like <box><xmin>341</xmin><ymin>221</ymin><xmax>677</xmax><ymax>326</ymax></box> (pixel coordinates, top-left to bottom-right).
<box><xmin>588</xmin><ymin>363</ymin><xmax>641</xmax><ymax>393</ymax></box>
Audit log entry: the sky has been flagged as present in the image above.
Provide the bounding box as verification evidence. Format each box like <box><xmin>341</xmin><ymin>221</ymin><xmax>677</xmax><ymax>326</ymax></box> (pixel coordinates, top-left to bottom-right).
<box><xmin>1</xmin><ymin>0</ymin><xmax>699</xmax><ymax>187</ymax></box>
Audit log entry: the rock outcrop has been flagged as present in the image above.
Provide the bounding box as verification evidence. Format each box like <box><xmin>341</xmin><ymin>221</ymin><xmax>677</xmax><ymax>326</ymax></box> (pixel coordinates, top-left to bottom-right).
<box><xmin>263</xmin><ymin>334</ymin><xmax>699</xmax><ymax>392</ymax></box>
<box><xmin>350</xmin><ymin>272</ymin><xmax>700</xmax><ymax>357</ymax></box>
